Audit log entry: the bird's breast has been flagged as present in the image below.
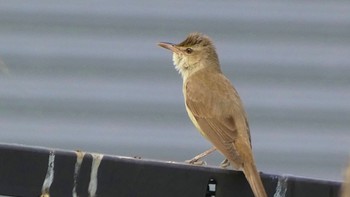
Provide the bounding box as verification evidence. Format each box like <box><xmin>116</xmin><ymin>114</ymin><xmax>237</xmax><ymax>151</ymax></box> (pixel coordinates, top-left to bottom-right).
<box><xmin>184</xmin><ymin>104</ymin><xmax>209</xmax><ymax>139</ymax></box>
<box><xmin>183</xmin><ymin>80</ymin><xmax>209</xmax><ymax>139</ymax></box>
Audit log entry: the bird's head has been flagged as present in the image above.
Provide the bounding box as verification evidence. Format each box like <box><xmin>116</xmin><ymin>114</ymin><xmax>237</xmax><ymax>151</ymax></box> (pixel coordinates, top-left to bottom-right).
<box><xmin>158</xmin><ymin>32</ymin><xmax>219</xmax><ymax>79</ymax></box>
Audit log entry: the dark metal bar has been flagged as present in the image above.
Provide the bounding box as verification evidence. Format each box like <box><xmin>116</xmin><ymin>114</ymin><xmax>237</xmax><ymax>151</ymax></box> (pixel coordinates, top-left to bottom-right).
<box><xmin>0</xmin><ymin>144</ymin><xmax>341</xmax><ymax>197</ymax></box>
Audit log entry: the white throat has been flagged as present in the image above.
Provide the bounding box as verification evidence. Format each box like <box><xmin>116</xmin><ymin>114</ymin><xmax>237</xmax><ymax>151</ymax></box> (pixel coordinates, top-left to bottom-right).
<box><xmin>172</xmin><ymin>53</ymin><xmax>202</xmax><ymax>81</ymax></box>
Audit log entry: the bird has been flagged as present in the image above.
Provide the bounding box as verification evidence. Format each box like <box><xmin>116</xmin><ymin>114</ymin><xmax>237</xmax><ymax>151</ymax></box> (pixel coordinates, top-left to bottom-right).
<box><xmin>158</xmin><ymin>32</ymin><xmax>267</xmax><ymax>197</ymax></box>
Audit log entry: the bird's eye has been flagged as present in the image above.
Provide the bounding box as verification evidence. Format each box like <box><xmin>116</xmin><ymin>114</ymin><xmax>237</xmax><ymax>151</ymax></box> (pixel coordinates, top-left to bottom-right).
<box><xmin>185</xmin><ymin>48</ymin><xmax>193</xmax><ymax>54</ymax></box>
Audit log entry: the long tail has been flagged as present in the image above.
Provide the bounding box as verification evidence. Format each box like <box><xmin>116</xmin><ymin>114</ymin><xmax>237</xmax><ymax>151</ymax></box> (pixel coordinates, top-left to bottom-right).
<box><xmin>242</xmin><ymin>162</ymin><xmax>267</xmax><ymax>197</ymax></box>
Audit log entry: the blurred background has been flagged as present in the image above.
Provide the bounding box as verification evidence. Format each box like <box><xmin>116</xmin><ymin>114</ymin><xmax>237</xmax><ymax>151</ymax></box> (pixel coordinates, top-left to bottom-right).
<box><xmin>0</xmin><ymin>1</ymin><xmax>349</xmax><ymax>181</ymax></box>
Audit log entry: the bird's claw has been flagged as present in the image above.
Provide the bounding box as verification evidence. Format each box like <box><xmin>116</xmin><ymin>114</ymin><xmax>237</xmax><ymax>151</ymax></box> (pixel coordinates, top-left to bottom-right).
<box><xmin>220</xmin><ymin>159</ymin><xmax>230</xmax><ymax>168</ymax></box>
<box><xmin>185</xmin><ymin>158</ymin><xmax>207</xmax><ymax>166</ymax></box>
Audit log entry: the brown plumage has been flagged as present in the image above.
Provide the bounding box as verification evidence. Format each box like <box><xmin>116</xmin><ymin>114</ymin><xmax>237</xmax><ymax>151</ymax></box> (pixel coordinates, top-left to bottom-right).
<box><xmin>342</xmin><ymin>162</ymin><xmax>350</xmax><ymax>197</ymax></box>
<box><xmin>158</xmin><ymin>32</ymin><xmax>267</xmax><ymax>197</ymax></box>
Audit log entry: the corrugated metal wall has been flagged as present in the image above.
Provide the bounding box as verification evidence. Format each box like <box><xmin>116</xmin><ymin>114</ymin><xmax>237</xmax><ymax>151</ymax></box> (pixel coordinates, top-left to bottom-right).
<box><xmin>0</xmin><ymin>1</ymin><xmax>349</xmax><ymax>181</ymax></box>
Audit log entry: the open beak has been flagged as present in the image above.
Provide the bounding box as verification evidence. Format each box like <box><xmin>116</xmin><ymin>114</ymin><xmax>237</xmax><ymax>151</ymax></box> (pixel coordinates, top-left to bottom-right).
<box><xmin>158</xmin><ymin>42</ymin><xmax>181</xmax><ymax>53</ymax></box>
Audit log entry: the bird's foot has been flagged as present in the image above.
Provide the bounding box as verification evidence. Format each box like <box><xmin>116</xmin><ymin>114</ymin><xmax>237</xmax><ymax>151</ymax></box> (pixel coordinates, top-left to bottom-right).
<box><xmin>220</xmin><ymin>159</ymin><xmax>230</xmax><ymax>168</ymax></box>
<box><xmin>185</xmin><ymin>147</ymin><xmax>217</xmax><ymax>166</ymax></box>
<box><xmin>185</xmin><ymin>158</ymin><xmax>207</xmax><ymax>166</ymax></box>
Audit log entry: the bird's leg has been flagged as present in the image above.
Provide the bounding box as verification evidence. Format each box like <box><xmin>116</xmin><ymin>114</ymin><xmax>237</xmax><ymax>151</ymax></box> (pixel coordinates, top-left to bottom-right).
<box><xmin>220</xmin><ymin>158</ymin><xmax>230</xmax><ymax>168</ymax></box>
<box><xmin>185</xmin><ymin>146</ymin><xmax>216</xmax><ymax>165</ymax></box>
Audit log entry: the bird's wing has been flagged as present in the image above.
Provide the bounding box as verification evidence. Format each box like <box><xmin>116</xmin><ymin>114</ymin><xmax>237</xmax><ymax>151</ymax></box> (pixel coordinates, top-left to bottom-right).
<box><xmin>185</xmin><ymin>71</ymin><xmax>252</xmax><ymax>164</ymax></box>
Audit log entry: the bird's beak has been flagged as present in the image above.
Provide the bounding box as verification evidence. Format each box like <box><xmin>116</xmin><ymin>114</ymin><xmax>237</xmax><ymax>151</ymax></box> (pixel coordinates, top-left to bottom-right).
<box><xmin>158</xmin><ymin>42</ymin><xmax>181</xmax><ymax>54</ymax></box>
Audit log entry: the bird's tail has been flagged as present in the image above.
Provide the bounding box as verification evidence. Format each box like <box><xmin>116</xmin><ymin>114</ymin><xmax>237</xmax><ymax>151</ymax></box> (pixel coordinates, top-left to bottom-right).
<box><xmin>243</xmin><ymin>162</ymin><xmax>267</xmax><ymax>197</ymax></box>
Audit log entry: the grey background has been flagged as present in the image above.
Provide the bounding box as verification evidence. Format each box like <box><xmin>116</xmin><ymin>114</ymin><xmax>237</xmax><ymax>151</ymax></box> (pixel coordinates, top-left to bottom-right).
<box><xmin>0</xmin><ymin>1</ymin><xmax>349</xmax><ymax>182</ymax></box>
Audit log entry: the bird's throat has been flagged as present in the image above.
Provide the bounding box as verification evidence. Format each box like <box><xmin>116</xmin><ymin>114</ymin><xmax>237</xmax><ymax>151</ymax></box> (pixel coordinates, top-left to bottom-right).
<box><xmin>173</xmin><ymin>53</ymin><xmax>202</xmax><ymax>80</ymax></box>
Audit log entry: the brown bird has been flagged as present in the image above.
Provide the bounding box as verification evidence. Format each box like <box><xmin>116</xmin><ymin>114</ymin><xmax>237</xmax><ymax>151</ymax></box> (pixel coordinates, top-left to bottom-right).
<box><xmin>158</xmin><ymin>32</ymin><xmax>267</xmax><ymax>197</ymax></box>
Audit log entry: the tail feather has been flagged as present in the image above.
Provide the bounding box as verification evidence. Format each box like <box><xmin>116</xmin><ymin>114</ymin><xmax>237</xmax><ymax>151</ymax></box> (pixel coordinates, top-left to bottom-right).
<box><xmin>243</xmin><ymin>163</ymin><xmax>267</xmax><ymax>197</ymax></box>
